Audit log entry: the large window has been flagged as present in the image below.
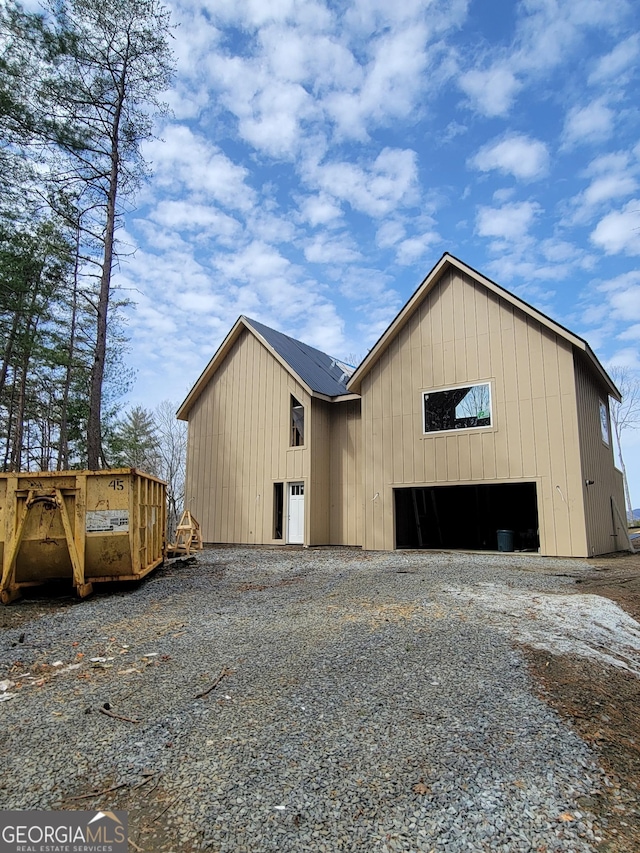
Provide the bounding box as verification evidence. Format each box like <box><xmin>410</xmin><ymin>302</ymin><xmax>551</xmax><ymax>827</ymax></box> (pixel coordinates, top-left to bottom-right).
<box><xmin>423</xmin><ymin>382</ymin><xmax>492</xmax><ymax>434</ymax></box>
<box><xmin>291</xmin><ymin>395</ymin><xmax>304</xmax><ymax>446</ymax></box>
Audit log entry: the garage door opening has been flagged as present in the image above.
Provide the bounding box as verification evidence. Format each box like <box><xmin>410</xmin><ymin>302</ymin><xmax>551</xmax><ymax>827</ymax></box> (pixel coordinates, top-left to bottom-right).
<box><xmin>395</xmin><ymin>483</ymin><xmax>539</xmax><ymax>552</ymax></box>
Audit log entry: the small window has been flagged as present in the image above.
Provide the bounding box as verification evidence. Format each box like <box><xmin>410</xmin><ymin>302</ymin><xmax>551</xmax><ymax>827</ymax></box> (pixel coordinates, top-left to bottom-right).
<box><xmin>599</xmin><ymin>400</ymin><xmax>610</xmax><ymax>445</ymax></box>
<box><xmin>273</xmin><ymin>483</ymin><xmax>283</xmax><ymax>539</ymax></box>
<box><xmin>423</xmin><ymin>383</ymin><xmax>492</xmax><ymax>434</ymax></box>
<box><xmin>291</xmin><ymin>395</ymin><xmax>304</xmax><ymax>446</ymax></box>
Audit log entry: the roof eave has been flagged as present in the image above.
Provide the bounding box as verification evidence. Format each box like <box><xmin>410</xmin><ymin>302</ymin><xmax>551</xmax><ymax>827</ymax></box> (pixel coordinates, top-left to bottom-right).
<box><xmin>347</xmin><ymin>252</ymin><xmax>616</xmax><ymax>397</ymax></box>
<box><xmin>347</xmin><ymin>254</ymin><xmax>451</xmax><ymax>394</ymax></box>
<box><xmin>177</xmin><ymin>317</ymin><xmax>247</xmax><ymax>420</ymax></box>
<box><xmin>177</xmin><ymin>316</ymin><xmax>319</xmax><ymax>420</ymax></box>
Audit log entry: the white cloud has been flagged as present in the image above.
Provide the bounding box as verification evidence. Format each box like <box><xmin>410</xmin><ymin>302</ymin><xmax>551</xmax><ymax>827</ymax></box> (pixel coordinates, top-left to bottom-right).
<box><xmin>144</xmin><ymin>126</ymin><xmax>256</xmax><ymax>210</ymax></box>
<box><xmin>215</xmin><ymin>240</ymin><xmax>292</xmax><ymax>282</ymax></box>
<box><xmin>470</xmin><ymin>134</ymin><xmax>549</xmax><ymax>181</ymax></box>
<box><xmin>583</xmin><ymin>174</ymin><xmax>638</xmax><ymax>208</ymax></box>
<box><xmin>607</xmin><ymin>289</ymin><xmax>640</xmax><ymax>321</ymax></box>
<box><xmin>597</xmin><ymin>271</ymin><xmax>640</xmax><ymax>320</ymax></box>
<box><xmin>308</xmin><ymin>147</ymin><xmax>419</xmax><ymax>217</ymax></box>
<box><xmin>304</xmin><ymin>232</ymin><xmax>362</xmax><ymax>263</ymax></box>
<box><xmin>395</xmin><ymin>231</ymin><xmax>441</xmax><ymax>265</ymax></box>
<box><xmin>458</xmin><ymin>65</ymin><xmax>521</xmax><ymax>117</ymax></box>
<box><xmin>562</xmin><ymin>99</ymin><xmax>615</xmax><ymax>148</ymax></box>
<box><xmin>245</xmin><ymin>211</ymin><xmax>297</xmax><ymax>244</ymax></box>
<box><xmin>457</xmin><ymin>0</ymin><xmax>631</xmax><ymax>117</ymax></box>
<box><xmin>296</xmin><ymin>301</ymin><xmax>346</xmax><ymax>353</ymax></box>
<box><xmin>588</xmin><ymin>34</ymin><xmax>640</xmax><ymax>85</ymax></box>
<box><xmin>606</xmin><ymin>346</ymin><xmax>640</xmax><ymax>372</ymax></box>
<box><xmin>202</xmin><ymin>1</ymin><xmax>465</xmax><ymax>154</ymax></box>
<box><xmin>375</xmin><ymin>220</ymin><xmax>406</xmax><ymax>249</ymax></box>
<box><xmin>476</xmin><ymin>201</ymin><xmax>541</xmax><ymax>242</ymax></box>
<box><xmin>237</xmin><ymin>80</ymin><xmax>316</xmax><ymax>158</ymax></box>
<box><xmin>540</xmin><ymin>239</ymin><xmax>582</xmax><ymax>264</ymax></box>
<box><xmin>343</xmin><ymin>0</ymin><xmax>468</xmax><ymax>34</ymax></box>
<box><xmin>149</xmin><ymin>200</ymin><xmax>242</xmax><ymax>240</ymax></box>
<box><xmin>590</xmin><ymin>200</ymin><xmax>640</xmax><ymax>255</ymax></box>
<box><xmin>323</xmin><ymin>25</ymin><xmax>434</xmax><ymax>139</ymax></box>
<box><xmin>512</xmin><ymin>0</ymin><xmax>626</xmax><ymax>74</ymax></box>
<box><xmin>259</xmin><ymin>27</ymin><xmax>359</xmax><ymax>89</ymax></box>
<box><xmin>586</xmin><ymin>152</ymin><xmax>635</xmax><ymax>177</ymax></box>
<box><xmin>564</xmin><ymin>152</ymin><xmax>640</xmax><ymax>225</ymax></box>
<box><xmin>617</xmin><ymin>324</ymin><xmax>640</xmax><ymax>341</ymax></box>
<box><xmin>298</xmin><ymin>193</ymin><xmax>343</xmax><ymax>227</ymax></box>
<box><xmin>198</xmin><ymin>0</ymin><xmax>333</xmax><ymax>29</ymax></box>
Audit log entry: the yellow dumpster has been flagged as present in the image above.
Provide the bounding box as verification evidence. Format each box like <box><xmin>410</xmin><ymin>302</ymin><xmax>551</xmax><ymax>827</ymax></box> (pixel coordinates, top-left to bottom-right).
<box><xmin>0</xmin><ymin>469</ymin><xmax>166</xmax><ymax>603</ymax></box>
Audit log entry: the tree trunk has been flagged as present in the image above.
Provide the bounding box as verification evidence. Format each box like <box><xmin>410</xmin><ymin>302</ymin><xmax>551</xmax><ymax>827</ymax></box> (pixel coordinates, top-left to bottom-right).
<box><xmin>86</xmin><ymin>59</ymin><xmax>127</xmax><ymax>470</ymax></box>
<box><xmin>614</xmin><ymin>422</ymin><xmax>634</xmax><ymax>520</ymax></box>
<box><xmin>10</xmin><ymin>363</ymin><xmax>27</xmax><ymax>471</ymax></box>
<box><xmin>57</xmin><ymin>222</ymin><xmax>81</xmax><ymax>470</ymax></box>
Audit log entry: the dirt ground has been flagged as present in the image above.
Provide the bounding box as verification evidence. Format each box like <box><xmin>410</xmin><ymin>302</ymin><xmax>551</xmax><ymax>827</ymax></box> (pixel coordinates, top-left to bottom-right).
<box><xmin>526</xmin><ymin>550</ymin><xmax>640</xmax><ymax>853</ymax></box>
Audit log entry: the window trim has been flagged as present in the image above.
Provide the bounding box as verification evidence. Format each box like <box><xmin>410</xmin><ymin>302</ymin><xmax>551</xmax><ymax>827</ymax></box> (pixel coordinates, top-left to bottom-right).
<box><xmin>422</xmin><ymin>381</ymin><xmax>493</xmax><ymax>436</ymax></box>
<box><xmin>599</xmin><ymin>398</ymin><xmax>610</xmax><ymax>446</ymax></box>
<box><xmin>290</xmin><ymin>394</ymin><xmax>305</xmax><ymax>447</ymax></box>
<box><xmin>273</xmin><ymin>482</ymin><xmax>284</xmax><ymax>540</ymax></box>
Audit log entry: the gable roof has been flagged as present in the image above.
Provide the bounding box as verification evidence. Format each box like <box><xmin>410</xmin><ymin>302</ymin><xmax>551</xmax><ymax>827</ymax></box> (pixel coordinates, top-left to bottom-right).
<box><xmin>177</xmin><ymin>315</ymin><xmax>354</xmax><ymax>420</ymax></box>
<box><xmin>347</xmin><ymin>252</ymin><xmax>621</xmax><ymax>401</ymax></box>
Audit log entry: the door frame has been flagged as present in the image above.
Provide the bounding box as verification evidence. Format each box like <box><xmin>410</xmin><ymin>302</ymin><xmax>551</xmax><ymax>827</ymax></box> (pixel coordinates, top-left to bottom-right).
<box><xmin>287</xmin><ymin>481</ymin><xmax>305</xmax><ymax>544</ymax></box>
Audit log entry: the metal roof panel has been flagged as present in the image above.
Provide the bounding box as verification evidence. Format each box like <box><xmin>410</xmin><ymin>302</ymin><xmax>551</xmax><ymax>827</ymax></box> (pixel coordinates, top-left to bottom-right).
<box><xmin>244</xmin><ymin>317</ymin><xmax>352</xmax><ymax>397</ymax></box>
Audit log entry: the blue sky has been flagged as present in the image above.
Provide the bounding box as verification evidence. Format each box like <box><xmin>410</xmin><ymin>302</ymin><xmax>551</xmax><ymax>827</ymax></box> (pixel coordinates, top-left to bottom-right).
<box><xmin>107</xmin><ymin>0</ymin><xmax>640</xmax><ymax>504</ymax></box>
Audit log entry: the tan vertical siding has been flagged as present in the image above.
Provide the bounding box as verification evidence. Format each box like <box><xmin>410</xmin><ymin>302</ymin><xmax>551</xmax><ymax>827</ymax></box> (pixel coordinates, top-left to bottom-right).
<box><xmin>185</xmin><ymin>329</ymin><xmax>313</xmax><ymax>544</ymax></box>
<box><xmin>310</xmin><ymin>400</ymin><xmax>331</xmax><ymax>545</ymax></box>
<box><xmin>328</xmin><ymin>399</ymin><xmax>363</xmax><ymax>545</ymax></box>
<box><xmin>359</xmin><ymin>270</ymin><xmax>589</xmax><ymax>556</ymax></box>
<box><xmin>574</xmin><ymin>354</ymin><xmax>627</xmax><ymax>555</ymax></box>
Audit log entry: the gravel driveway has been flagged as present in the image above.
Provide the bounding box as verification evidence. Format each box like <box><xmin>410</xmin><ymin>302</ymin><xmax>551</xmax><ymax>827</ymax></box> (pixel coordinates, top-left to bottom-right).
<box><xmin>1</xmin><ymin>547</ymin><xmax>633</xmax><ymax>852</ymax></box>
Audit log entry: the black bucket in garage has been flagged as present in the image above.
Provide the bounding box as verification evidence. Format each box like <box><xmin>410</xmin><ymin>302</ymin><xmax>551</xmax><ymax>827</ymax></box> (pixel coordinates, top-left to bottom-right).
<box><xmin>497</xmin><ymin>529</ymin><xmax>515</xmax><ymax>552</ymax></box>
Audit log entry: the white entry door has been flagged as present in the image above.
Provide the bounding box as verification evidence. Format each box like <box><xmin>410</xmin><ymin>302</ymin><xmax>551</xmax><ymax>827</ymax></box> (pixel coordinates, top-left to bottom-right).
<box><xmin>287</xmin><ymin>482</ymin><xmax>305</xmax><ymax>544</ymax></box>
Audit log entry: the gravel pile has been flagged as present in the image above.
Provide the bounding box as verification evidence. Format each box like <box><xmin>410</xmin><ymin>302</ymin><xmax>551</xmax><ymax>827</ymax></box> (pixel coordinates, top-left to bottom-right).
<box><xmin>0</xmin><ymin>547</ymin><xmax>614</xmax><ymax>851</ymax></box>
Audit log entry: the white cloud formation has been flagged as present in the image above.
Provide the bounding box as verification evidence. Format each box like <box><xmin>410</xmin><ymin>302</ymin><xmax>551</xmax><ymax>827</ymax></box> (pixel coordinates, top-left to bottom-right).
<box><xmin>458</xmin><ymin>65</ymin><xmax>521</xmax><ymax>117</ymax></box>
<box><xmin>375</xmin><ymin>220</ymin><xmax>406</xmax><ymax>249</ymax></box>
<box><xmin>562</xmin><ymin>98</ymin><xmax>615</xmax><ymax>148</ymax></box>
<box><xmin>304</xmin><ymin>232</ymin><xmax>362</xmax><ymax>263</ymax></box>
<box><xmin>457</xmin><ymin>0</ymin><xmax>631</xmax><ymax>117</ymax></box>
<box><xmin>343</xmin><ymin>0</ymin><xmax>468</xmax><ymax>35</ymax></box>
<box><xmin>323</xmin><ymin>24</ymin><xmax>435</xmax><ymax>140</ymax></box>
<box><xmin>588</xmin><ymin>33</ymin><xmax>640</xmax><ymax>85</ymax></box>
<box><xmin>308</xmin><ymin>147</ymin><xmax>419</xmax><ymax>217</ymax></box>
<box><xmin>476</xmin><ymin>201</ymin><xmax>541</xmax><ymax>242</ymax></box>
<box><xmin>144</xmin><ymin>126</ymin><xmax>257</xmax><ymax>210</ymax></box>
<box><xmin>199</xmin><ymin>0</ymin><xmax>467</xmax><ymax>155</ymax></box>
<box><xmin>590</xmin><ymin>200</ymin><xmax>640</xmax><ymax>255</ymax></box>
<box><xmin>197</xmin><ymin>0</ymin><xmax>333</xmax><ymax>29</ymax></box>
<box><xmin>470</xmin><ymin>134</ymin><xmax>549</xmax><ymax>181</ymax></box>
<box><xmin>148</xmin><ymin>200</ymin><xmax>242</xmax><ymax>241</ymax></box>
<box><xmin>214</xmin><ymin>240</ymin><xmax>292</xmax><ymax>282</ymax></box>
<box><xmin>297</xmin><ymin>193</ymin><xmax>343</xmax><ymax>226</ymax></box>
<box><xmin>395</xmin><ymin>231</ymin><xmax>441</xmax><ymax>265</ymax></box>
<box><xmin>563</xmin><ymin>151</ymin><xmax>640</xmax><ymax>225</ymax></box>
<box><xmin>583</xmin><ymin>175</ymin><xmax>638</xmax><ymax>209</ymax></box>
<box><xmin>540</xmin><ymin>239</ymin><xmax>582</xmax><ymax>264</ymax></box>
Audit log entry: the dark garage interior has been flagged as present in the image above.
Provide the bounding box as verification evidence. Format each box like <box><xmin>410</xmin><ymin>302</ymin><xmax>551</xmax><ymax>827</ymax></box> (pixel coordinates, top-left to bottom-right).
<box><xmin>395</xmin><ymin>483</ymin><xmax>540</xmax><ymax>552</ymax></box>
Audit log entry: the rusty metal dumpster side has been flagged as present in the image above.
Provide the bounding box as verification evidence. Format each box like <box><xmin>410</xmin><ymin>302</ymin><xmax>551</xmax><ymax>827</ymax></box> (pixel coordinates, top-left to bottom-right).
<box><xmin>0</xmin><ymin>469</ymin><xmax>166</xmax><ymax>603</ymax></box>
